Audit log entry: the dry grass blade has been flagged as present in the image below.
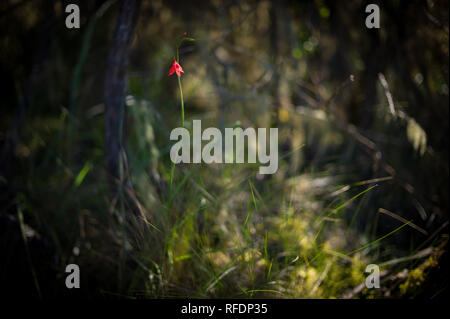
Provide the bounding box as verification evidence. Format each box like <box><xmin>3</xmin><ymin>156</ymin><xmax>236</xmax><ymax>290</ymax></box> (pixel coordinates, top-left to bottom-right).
<box><xmin>378</xmin><ymin>208</ymin><xmax>428</xmax><ymax>235</ymax></box>
<box><xmin>378</xmin><ymin>73</ymin><xmax>396</xmax><ymax>116</ymax></box>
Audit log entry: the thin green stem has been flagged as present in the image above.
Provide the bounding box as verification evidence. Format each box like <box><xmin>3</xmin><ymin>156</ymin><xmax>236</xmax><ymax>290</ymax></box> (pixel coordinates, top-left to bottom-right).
<box><xmin>177</xmin><ymin>75</ymin><xmax>184</xmax><ymax>128</ymax></box>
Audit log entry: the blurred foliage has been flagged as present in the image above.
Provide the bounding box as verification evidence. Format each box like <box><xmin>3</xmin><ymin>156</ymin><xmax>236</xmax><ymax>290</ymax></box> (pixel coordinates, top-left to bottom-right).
<box><xmin>0</xmin><ymin>0</ymin><xmax>448</xmax><ymax>298</ymax></box>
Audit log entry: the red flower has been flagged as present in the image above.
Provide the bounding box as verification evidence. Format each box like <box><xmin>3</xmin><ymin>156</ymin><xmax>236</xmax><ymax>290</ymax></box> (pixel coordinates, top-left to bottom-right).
<box><xmin>169</xmin><ymin>60</ymin><xmax>184</xmax><ymax>77</ymax></box>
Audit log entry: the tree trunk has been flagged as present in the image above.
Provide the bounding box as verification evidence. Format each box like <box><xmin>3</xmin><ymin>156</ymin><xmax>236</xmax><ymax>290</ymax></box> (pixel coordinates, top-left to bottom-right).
<box><xmin>104</xmin><ymin>0</ymin><xmax>141</xmax><ymax>188</ymax></box>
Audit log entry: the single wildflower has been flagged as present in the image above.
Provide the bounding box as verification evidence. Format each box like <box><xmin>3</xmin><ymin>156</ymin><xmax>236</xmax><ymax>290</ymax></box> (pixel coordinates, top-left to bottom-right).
<box><xmin>168</xmin><ymin>59</ymin><xmax>184</xmax><ymax>77</ymax></box>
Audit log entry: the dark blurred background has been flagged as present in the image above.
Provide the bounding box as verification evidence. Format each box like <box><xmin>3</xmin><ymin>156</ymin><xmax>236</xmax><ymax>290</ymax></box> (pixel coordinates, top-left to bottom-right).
<box><xmin>0</xmin><ymin>0</ymin><xmax>448</xmax><ymax>299</ymax></box>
